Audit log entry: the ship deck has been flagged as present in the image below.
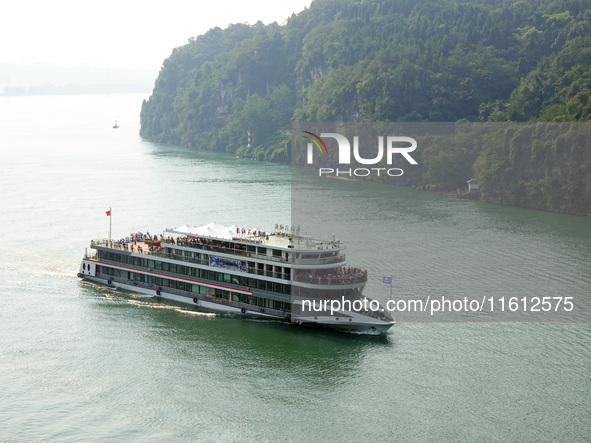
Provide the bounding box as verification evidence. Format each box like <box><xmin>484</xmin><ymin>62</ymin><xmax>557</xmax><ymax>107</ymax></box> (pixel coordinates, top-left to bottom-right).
<box><xmin>90</xmin><ymin>237</ymin><xmax>348</xmax><ymax>268</ymax></box>
<box><xmin>165</xmin><ymin>230</ymin><xmax>344</xmax><ymax>251</ymax></box>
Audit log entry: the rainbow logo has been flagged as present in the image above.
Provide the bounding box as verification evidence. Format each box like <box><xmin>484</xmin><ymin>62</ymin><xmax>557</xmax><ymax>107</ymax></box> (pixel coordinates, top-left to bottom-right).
<box><xmin>303</xmin><ymin>131</ymin><xmax>328</xmax><ymax>155</ymax></box>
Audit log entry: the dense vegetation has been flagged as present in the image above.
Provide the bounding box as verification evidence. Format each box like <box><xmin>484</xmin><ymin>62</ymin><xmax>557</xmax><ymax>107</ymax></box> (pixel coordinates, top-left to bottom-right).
<box><xmin>140</xmin><ymin>0</ymin><xmax>591</xmax><ymax>214</ymax></box>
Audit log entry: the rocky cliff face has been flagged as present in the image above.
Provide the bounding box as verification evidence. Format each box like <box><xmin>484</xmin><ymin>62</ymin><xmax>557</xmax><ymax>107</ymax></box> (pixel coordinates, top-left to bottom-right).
<box><xmin>217</xmin><ymin>81</ymin><xmax>233</xmax><ymax>115</ymax></box>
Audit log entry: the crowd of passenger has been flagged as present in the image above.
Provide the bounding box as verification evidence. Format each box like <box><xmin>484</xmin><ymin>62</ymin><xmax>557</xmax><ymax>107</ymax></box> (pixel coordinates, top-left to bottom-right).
<box><xmin>171</xmin><ymin>236</ymin><xmax>249</xmax><ymax>254</ymax></box>
<box><xmin>104</xmin><ymin>232</ymin><xmax>162</xmax><ymax>253</ymax></box>
<box><xmin>295</xmin><ymin>267</ymin><xmax>368</xmax><ymax>284</ymax></box>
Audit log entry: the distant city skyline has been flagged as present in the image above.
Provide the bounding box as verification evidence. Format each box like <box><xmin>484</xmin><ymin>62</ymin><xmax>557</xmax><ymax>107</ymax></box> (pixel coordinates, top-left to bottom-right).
<box><xmin>1</xmin><ymin>1</ymin><xmax>312</xmax><ymax>70</ymax></box>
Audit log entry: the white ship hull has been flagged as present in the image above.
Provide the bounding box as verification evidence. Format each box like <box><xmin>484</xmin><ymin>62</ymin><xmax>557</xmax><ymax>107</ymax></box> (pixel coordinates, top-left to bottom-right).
<box><xmin>81</xmin><ymin>275</ymin><xmax>394</xmax><ymax>333</ymax></box>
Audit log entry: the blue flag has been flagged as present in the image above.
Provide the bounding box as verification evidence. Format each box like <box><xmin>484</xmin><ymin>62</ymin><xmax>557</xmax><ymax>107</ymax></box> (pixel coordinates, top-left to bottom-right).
<box><xmin>383</xmin><ymin>277</ymin><xmax>392</xmax><ymax>284</ymax></box>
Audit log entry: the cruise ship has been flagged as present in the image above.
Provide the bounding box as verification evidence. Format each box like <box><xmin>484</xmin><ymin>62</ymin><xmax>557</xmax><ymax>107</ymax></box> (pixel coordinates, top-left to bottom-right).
<box><xmin>78</xmin><ymin>222</ymin><xmax>395</xmax><ymax>334</ymax></box>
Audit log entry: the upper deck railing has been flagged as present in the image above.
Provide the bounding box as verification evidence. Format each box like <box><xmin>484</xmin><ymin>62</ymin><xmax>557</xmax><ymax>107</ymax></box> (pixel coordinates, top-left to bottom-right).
<box><xmin>91</xmin><ymin>238</ymin><xmax>346</xmax><ymax>266</ymax></box>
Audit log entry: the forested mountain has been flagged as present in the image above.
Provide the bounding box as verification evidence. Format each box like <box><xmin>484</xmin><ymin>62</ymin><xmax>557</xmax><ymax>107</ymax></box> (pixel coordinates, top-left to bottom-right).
<box><xmin>140</xmin><ymin>0</ymin><xmax>591</xmax><ymax>214</ymax></box>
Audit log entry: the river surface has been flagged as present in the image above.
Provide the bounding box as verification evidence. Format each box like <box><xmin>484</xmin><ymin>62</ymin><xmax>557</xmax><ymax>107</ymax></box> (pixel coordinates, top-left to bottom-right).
<box><xmin>0</xmin><ymin>94</ymin><xmax>589</xmax><ymax>442</ymax></box>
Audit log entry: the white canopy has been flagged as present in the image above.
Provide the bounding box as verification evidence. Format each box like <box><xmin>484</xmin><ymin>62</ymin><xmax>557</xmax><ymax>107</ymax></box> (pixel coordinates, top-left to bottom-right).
<box><xmin>170</xmin><ymin>222</ymin><xmax>261</xmax><ymax>240</ymax></box>
<box><xmin>174</xmin><ymin>224</ymin><xmax>195</xmax><ymax>233</ymax></box>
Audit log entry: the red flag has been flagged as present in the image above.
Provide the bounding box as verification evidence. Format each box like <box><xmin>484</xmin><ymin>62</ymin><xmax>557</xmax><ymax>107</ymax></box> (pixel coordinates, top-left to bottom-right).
<box><xmin>106</xmin><ymin>210</ymin><xmax>111</xmax><ymax>216</ymax></box>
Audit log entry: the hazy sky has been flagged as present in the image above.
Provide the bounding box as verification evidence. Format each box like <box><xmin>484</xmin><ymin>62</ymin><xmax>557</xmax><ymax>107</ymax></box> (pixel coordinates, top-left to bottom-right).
<box><xmin>2</xmin><ymin>0</ymin><xmax>312</xmax><ymax>69</ymax></box>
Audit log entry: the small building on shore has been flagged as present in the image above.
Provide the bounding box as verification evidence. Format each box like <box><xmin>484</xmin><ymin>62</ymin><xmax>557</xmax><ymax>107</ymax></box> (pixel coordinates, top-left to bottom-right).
<box><xmin>467</xmin><ymin>178</ymin><xmax>479</xmax><ymax>192</ymax></box>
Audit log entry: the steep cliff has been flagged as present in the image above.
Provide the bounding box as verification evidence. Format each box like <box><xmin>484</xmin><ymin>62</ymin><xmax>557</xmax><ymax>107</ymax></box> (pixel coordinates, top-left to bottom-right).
<box><xmin>140</xmin><ymin>0</ymin><xmax>591</xmax><ymax>214</ymax></box>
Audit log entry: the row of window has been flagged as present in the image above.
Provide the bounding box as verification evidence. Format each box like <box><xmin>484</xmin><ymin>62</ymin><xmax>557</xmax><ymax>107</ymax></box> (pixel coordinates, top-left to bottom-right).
<box><xmin>99</xmin><ymin>265</ymin><xmax>290</xmax><ymax>312</ymax></box>
<box><xmin>164</xmin><ymin>247</ymin><xmax>290</xmax><ymax>279</ymax></box>
<box><xmin>97</xmin><ymin>250</ymin><xmax>291</xmax><ymax>295</ymax></box>
<box><xmin>216</xmin><ymin>289</ymin><xmax>290</xmax><ymax>312</ymax></box>
<box><xmin>174</xmin><ymin>240</ymin><xmax>283</xmax><ymax>258</ymax></box>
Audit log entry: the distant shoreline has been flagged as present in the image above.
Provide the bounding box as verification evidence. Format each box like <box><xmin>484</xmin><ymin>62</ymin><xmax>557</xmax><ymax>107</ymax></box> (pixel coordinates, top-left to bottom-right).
<box><xmin>0</xmin><ymin>62</ymin><xmax>157</xmax><ymax>96</ymax></box>
<box><xmin>0</xmin><ymin>84</ymin><xmax>152</xmax><ymax>96</ymax></box>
